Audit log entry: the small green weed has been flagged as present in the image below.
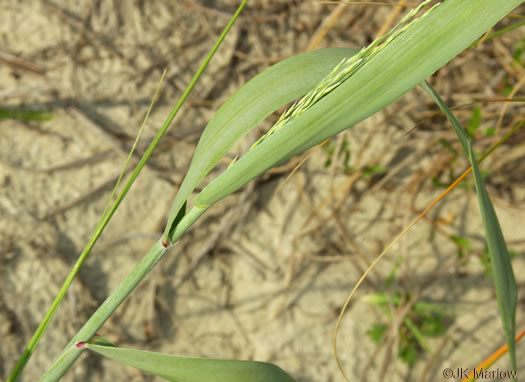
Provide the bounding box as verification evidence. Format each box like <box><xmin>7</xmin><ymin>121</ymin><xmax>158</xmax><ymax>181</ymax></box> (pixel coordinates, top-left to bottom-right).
<box><xmin>366</xmin><ymin>291</ymin><xmax>450</xmax><ymax>365</ymax></box>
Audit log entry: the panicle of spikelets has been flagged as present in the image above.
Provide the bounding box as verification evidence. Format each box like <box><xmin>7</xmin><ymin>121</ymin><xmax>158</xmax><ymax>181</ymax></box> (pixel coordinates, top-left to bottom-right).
<box><xmin>249</xmin><ymin>0</ymin><xmax>439</xmax><ymax>151</ymax></box>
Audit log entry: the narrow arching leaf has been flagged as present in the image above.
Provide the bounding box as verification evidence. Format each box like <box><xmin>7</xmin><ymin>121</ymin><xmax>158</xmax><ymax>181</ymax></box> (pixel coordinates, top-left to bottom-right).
<box><xmin>84</xmin><ymin>338</ymin><xmax>295</xmax><ymax>382</ymax></box>
<box><xmin>421</xmin><ymin>80</ymin><xmax>517</xmax><ymax>376</ymax></box>
<box><xmin>194</xmin><ymin>0</ymin><xmax>523</xmax><ymax>209</ymax></box>
<box><xmin>420</xmin><ymin>81</ymin><xmax>471</xmax><ymax>155</ymax></box>
<box><xmin>469</xmin><ymin>145</ymin><xmax>518</xmax><ymax>376</ymax></box>
<box><xmin>163</xmin><ymin>48</ymin><xmax>359</xmax><ymax>241</ymax></box>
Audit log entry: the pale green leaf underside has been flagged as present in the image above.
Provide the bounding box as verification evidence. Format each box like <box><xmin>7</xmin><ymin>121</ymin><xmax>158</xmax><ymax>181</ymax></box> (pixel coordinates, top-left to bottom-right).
<box><xmin>86</xmin><ymin>342</ymin><xmax>295</xmax><ymax>382</ymax></box>
<box><xmin>163</xmin><ymin>48</ymin><xmax>359</xmax><ymax>240</ymax></box>
<box><xmin>421</xmin><ymin>80</ymin><xmax>518</xmax><ymax>374</ymax></box>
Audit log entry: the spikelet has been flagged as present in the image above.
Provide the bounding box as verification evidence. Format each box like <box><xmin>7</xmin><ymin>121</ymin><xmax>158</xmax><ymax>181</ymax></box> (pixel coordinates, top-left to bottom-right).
<box><xmin>250</xmin><ymin>0</ymin><xmax>440</xmax><ymax>150</ymax></box>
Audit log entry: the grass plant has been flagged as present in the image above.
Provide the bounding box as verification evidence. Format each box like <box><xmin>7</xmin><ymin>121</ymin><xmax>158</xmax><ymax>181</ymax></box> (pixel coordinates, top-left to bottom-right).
<box><xmin>5</xmin><ymin>0</ymin><xmax>524</xmax><ymax>381</ymax></box>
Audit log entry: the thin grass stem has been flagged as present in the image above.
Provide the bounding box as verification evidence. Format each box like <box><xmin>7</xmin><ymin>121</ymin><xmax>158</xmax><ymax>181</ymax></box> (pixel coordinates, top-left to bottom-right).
<box><xmin>101</xmin><ymin>68</ymin><xmax>167</xmax><ymax>219</ymax></box>
<box><xmin>6</xmin><ymin>70</ymin><xmax>167</xmax><ymax>382</ymax></box>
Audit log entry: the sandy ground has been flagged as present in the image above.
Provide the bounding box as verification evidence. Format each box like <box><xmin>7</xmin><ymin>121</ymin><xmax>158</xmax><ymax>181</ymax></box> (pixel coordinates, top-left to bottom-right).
<box><xmin>1</xmin><ymin>1</ymin><xmax>525</xmax><ymax>381</ymax></box>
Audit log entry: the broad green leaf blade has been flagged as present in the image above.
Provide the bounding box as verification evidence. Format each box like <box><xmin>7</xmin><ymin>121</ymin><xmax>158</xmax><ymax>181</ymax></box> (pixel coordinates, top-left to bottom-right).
<box><xmin>421</xmin><ymin>80</ymin><xmax>518</xmax><ymax>376</ymax></box>
<box><xmin>85</xmin><ymin>341</ymin><xmax>295</xmax><ymax>382</ymax></box>
<box><xmin>194</xmin><ymin>0</ymin><xmax>523</xmax><ymax>208</ymax></box>
<box><xmin>163</xmin><ymin>48</ymin><xmax>359</xmax><ymax>241</ymax></box>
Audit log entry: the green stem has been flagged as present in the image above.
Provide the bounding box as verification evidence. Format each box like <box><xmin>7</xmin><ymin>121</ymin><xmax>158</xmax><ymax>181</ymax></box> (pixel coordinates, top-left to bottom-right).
<box><xmin>40</xmin><ymin>205</ymin><xmax>206</xmax><ymax>381</ymax></box>
<box><xmin>39</xmin><ymin>240</ymin><xmax>167</xmax><ymax>381</ymax></box>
